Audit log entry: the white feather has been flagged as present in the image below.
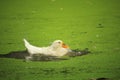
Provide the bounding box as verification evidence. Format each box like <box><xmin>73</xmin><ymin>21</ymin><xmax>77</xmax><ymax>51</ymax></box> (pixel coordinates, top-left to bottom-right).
<box><xmin>23</xmin><ymin>39</ymin><xmax>70</xmax><ymax>57</ymax></box>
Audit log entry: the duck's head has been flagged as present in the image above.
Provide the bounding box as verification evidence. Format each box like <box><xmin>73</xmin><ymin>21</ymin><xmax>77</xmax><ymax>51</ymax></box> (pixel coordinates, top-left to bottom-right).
<box><xmin>51</xmin><ymin>40</ymin><xmax>69</xmax><ymax>49</ymax></box>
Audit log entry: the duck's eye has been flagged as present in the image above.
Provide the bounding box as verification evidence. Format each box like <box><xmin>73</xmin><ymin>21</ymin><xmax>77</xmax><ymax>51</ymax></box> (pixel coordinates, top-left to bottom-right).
<box><xmin>58</xmin><ymin>42</ymin><xmax>61</xmax><ymax>44</ymax></box>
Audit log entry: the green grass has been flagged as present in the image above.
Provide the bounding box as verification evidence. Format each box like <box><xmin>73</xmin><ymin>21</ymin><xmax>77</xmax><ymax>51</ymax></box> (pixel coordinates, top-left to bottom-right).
<box><xmin>0</xmin><ymin>0</ymin><xmax>120</xmax><ymax>80</ymax></box>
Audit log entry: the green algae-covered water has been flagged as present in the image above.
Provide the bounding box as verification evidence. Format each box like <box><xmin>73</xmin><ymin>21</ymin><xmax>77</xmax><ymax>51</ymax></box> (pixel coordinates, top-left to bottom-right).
<box><xmin>0</xmin><ymin>0</ymin><xmax>120</xmax><ymax>80</ymax></box>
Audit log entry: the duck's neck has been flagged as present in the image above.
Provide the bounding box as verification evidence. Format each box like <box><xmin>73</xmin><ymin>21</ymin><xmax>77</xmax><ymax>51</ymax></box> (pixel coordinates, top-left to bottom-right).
<box><xmin>50</xmin><ymin>45</ymin><xmax>61</xmax><ymax>51</ymax></box>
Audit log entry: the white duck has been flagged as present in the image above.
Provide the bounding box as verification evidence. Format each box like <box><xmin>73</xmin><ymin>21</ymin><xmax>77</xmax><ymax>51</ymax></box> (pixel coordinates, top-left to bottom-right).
<box><xmin>23</xmin><ymin>39</ymin><xmax>71</xmax><ymax>58</ymax></box>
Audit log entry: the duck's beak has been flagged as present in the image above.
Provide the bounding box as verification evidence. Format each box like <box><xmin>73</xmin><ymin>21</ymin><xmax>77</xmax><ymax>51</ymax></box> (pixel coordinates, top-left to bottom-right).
<box><xmin>62</xmin><ymin>43</ymin><xmax>69</xmax><ymax>48</ymax></box>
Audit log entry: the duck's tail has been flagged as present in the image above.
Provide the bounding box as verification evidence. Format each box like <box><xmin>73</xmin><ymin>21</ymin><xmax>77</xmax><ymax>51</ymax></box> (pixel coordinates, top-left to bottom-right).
<box><xmin>23</xmin><ymin>39</ymin><xmax>31</xmax><ymax>49</ymax></box>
